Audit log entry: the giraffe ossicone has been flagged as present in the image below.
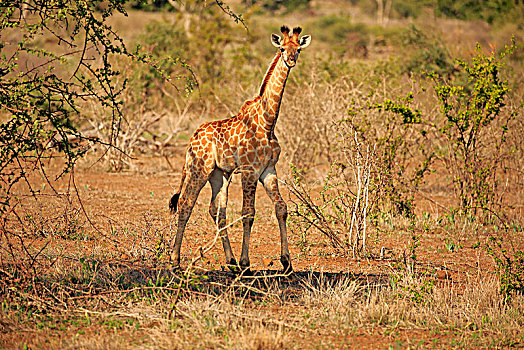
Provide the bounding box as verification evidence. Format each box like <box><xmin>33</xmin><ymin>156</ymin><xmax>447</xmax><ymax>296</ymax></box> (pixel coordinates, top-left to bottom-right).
<box><xmin>169</xmin><ymin>25</ymin><xmax>311</xmax><ymax>274</ymax></box>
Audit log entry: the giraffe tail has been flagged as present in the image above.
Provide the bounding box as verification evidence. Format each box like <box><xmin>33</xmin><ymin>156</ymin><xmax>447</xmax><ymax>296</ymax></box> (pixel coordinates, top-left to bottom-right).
<box><xmin>169</xmin><ymin>163</ymin><xmax>186</xmax><ymax>214</ymax></box>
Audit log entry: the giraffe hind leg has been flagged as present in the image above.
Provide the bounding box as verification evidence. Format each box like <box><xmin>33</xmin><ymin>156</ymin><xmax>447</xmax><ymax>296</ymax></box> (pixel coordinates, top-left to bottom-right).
<box><xmin>208</xmin><ymin>169</ymin><xmax>237</xmax><ymax>268</ymax></box>
<box><xmin>171</xmin><ymin>171</ymin><xmax>209</xmax><ymax>268</ymax></box>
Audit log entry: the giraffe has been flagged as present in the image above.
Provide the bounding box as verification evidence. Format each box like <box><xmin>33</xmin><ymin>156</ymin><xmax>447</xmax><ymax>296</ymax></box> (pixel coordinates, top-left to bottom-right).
<box><xmin>169</xmin><ymin>25</ymin><xmax>311</xmax><ymax>274</ymax></box>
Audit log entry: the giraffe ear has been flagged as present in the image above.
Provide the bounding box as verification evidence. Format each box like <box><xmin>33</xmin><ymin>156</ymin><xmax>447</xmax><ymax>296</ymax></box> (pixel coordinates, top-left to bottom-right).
<box><xmin>271</xmin><ymin>34</ymin><xmax>282</xmax><ymax>47</ymax></box>
<box><xmin>299</xmin><ymin>35</ymin><xmax>311</xmax><ymax>48</ymax></box>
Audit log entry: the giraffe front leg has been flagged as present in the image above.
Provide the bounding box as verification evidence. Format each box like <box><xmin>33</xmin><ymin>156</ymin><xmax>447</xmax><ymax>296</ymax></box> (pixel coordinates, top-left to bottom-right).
<box><xmin>239</xmin><ymin>173</ymin><xmax>257</xmax><ymax>275</ymax></box>
<box><xmin>260</xmin><ymin>167</ymin><xmax>292</xmax><ymax>274</ymax></box>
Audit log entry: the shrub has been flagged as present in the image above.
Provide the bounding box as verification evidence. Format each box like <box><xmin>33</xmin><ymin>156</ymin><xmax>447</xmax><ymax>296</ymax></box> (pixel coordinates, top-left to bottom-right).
<box><xmin>287</xmin><ymin>86</ymin><xmax>432</xmax><ymax>256</ymax></box>
<box><xmin>0</xmin><ymin>1</ymin><xmax>132</xmax><ymax>212</ymax></box>
<box><xmin>391</xmin><ymin>0</ymin><xmax>434</xmax><ymax>19</ymax></box>
<box><xmin>401</xmin><ymin>25</ymin><xmax>455</xmax><ymax>77</ymax></box>
<box><xmin>486</xmin><ymin>236</ymin><xmax>524</xmax><ymax>301</ymax></box>
<box><xmin>428</xmin><ymin>38</ymin><xmax>519</xmax><ymax>216</ymax></box>
<box><xmin>436</xmin><ymin>0</ymin><xmax>524</xmax><ymax>24</ymax></box>
<box><xmin>347</xmin><ymin>91</ymin><xmax>433</xmax><ymax>216</ymax></box>
<box><xmin>248</xmin><ymin>0</ymin><xmax>311</xmax><ymax>13</ymax></box>
<box><xmin>288</xmin><ymin>130</ymin><xmax>376</xmax><ymax>257</ymax></box>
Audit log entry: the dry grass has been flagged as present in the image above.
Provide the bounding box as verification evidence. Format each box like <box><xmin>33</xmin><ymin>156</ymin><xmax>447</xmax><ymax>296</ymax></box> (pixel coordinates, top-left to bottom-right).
<box><xmin>302</xmin><ymin>274</ymin><xmax>523</xmax><ymax>338</ymax></box>
<box><xmin>3</xmin><ymin>250</ymin><xmax>522</xmax><ymax>348</ymax></box>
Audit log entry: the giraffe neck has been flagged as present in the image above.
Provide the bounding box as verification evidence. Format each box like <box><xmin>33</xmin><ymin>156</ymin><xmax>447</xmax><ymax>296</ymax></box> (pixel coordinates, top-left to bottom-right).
<box><xmin>257</xmin><ymin>52</ymin><xmax>291</xmax><ymax>133</ymax></box>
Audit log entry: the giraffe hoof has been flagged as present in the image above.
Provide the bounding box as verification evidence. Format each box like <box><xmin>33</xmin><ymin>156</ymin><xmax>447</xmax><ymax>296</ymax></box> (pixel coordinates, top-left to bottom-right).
<box><xmin>226</xmin><ymin>258</ymin><xmax>240</xmax><ymax>273</ymax></box>
<box><xmin>227</xmin><ymin>264</ymin><xmax>240</xmax><ymax>274</ymax></box>
<box><xmin>280</xmin><ymin>255</ymin><xmax>293</xmax><ymax>275</ymax></box>
<box><xmin>239</xmin><ymin>258</ymin><xmax>251</xmax><ymax>276</ymax></box>
<box><xmin>241</xmin><ymin>267</ymin><xmax>253</xmax><ymax>277</ymax></box>
<box><xmin>169</xmin><ymin>253</ymin><xmax>181</xmax><ymax>270</ymax></box>
<box><xmin>281</xmin><ymin>266</ymin><xmax>293</xmax><ymax>275</ymax></box>
<box><xmin>168</xmin><ymin>262</ymin><xmax>181</xmax><ymax>274</ymax></box>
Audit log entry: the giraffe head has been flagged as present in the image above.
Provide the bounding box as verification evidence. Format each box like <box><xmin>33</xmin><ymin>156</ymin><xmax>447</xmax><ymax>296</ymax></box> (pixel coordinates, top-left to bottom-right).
<box><xmin>271</xmin><ymin>25</ymin><xmax>311</xmax><ymax>68</ymax></box>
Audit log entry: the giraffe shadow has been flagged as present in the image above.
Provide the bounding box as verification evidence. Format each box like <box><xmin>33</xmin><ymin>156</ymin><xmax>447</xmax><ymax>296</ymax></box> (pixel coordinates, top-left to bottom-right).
<box><xmin>87</xmin><ymin>262</ymin><xmax>391</xmax><ymax>301</ymax></box>
<box><xmin>200</xmin><ymin>268</ymin><xmax>391</xmax><ymax>299</ymax></box>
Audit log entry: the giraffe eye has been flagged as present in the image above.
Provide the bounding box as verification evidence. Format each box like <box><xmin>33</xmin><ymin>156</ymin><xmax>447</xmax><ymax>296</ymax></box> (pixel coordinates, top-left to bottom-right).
<box><xmin>280</xmin><ymin>48</ymin><xmax>285</xmax><ymax>52</ymax></box>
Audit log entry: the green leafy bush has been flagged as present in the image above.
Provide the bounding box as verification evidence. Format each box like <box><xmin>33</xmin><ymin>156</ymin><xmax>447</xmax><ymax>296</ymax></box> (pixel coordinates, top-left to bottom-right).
<box><xmin>436</xmin><ymin>0</ymin><xmax>524</xmax><ymax>24</ymax></box>
<box><xmin>429</xmin><ymin>38</ymin><xmax>519</xmax><ymax>215</ymax></box>
<box><xmin>0</xmin><ymin>0</ymin><xmax>132</xmax><ymax>212</ymax></box>
<box><xmin>486</xmin><ymin>236</ymin><xmax>524</xmax><ymax>301</ymax></box>
<box><xmin>391</xmin><ymin>0</ymin><xmax>434</xmax><ymax>19</ymax></box>
<box><xmin>248</xmin><ymin>0</ymin><xmax>311</xmax><ymax>13</ymax></box>
<box><xmin>347</xmin><ymin>92</ymin><xmax>432</xmax><ymax>216</ymax></box>
<box><xmin>401</xmin><ymin>26</ymin><xmax>455</xmax><ymax>77</ymax></box>
<box><xmin>311</xmin><ymin>15</ymin><xmax>402</xmax><ymax>58</ymax></box>
<box><xmin>134</xmin><ymin>5</ymin><xmax>256</xmax><ymax>101</ymax></box>
<box><xmin>365</xmin><ymin>38</ymin><xmax>519</xmax><ymax>217</ymax></box>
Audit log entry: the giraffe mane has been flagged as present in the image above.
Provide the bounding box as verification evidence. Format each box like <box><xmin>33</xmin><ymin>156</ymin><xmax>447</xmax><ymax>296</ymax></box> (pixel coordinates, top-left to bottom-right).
<box><xmin>239</xmin><ymin>96</ymin><xmax>261</xmax><ymax>115</ymax></box>
<box><xmin>258</xmin><ymin>51</ymin><xmax>282</xmax><ymax>96</ymax></box>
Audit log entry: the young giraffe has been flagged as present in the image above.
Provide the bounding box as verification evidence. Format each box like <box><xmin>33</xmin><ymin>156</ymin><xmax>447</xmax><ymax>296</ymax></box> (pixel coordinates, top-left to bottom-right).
<box><xmin>169</xmin><ymin>25</ymin><xmax>311</xmax><ymax>273</ymax></box>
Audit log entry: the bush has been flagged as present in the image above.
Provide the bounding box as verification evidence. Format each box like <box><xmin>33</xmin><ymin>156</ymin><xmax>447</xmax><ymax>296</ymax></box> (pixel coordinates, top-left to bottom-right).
<box><xmin>368</xmin><ymin>37</ymin><xmax>520</xmax><ymax>217</ymax></box>
<box><xmin>428</xmin><ymin>38</ymin><xmax>519</xmax><ymax>216</ymax></box>
<box><xmin>286</xmin><ymin>87</ymin><xmax>432</xmax><ymax>256</ymax></box>
<box><xmin>401</xmin><ymin>25</ymin><xmax>455</xmax><ymax>77</ymax></box>
<box><xmin>0</xmin><ymin>1</ymin><xmax>133</xmax><ymax>212</ymax></box>
<box><xmin>391</xmin><ymin>0</ymin><xmax>434</xmax><ymax>19</ymax></box>
<box><xmin>131</xmin><ymin>0</ymin><xmax>173</xmax><ymax>11</ymax></box>
<box><xmin>486</xmin><ymin>236</ymin><xmax>524</xmax><ymax>301</ymax></box>
<box><xmin>135</xmin><ymin>3</ymin><xmax>258</xmax><ymax>102</ymax></box>
<box><xmin>347</xmin><ymin>92</ymin><xmax>432</xmax><ymax>216</ymax></box>
<box><xmin>288</xmin><ymin>132</ymin><xmax>376</xmax><ymax>257</ymax></box>
<box><xmin>248</xmin><ymin>0</ymin><xmax>311</xmax><ymax>13</ymax></box>
<box><xmin>436</xmin><ymin>0</ymin><xmax>524</xmax><ymax>24</ymax></box>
